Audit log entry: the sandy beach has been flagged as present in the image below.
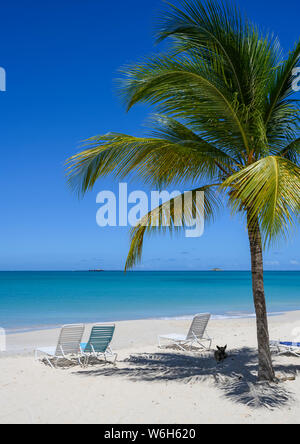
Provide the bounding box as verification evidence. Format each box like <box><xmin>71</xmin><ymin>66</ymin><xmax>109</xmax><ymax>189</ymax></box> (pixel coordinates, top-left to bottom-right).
<box><xmin>0</xmin><ymin>311</ymin><xmax>300</xmax><ymax>424</ymax></box>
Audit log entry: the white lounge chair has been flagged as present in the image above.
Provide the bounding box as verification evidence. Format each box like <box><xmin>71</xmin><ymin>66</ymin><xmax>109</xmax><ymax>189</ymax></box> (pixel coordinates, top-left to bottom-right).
<box><xmin>35</xmin><ymin>324</ymin><xmax>85</xmax><ymax>368</ymax></box>
<box><xmin>158</xmin><ymin>313</ymin><xmax>212</xmax><ymax>351</ymax></box>
<box><xmin>270</xmin><ymin>340</ymin><xmax>300</xmax><ymax>357</ymax></box>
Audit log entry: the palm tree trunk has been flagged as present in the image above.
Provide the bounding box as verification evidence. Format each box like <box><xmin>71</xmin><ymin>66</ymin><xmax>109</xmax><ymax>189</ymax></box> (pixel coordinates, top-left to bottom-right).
<box><xmin>247</xmin><ymin>214</ymin><xmax>276</xmax><ymax>382</ymax></box>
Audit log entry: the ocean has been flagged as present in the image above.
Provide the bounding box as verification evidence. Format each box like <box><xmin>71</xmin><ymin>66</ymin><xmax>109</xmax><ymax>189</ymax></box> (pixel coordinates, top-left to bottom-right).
<box><xmin>0</xmin><ymin>271</ymin><xmax>299</xmax><ymax>332</ymax></box>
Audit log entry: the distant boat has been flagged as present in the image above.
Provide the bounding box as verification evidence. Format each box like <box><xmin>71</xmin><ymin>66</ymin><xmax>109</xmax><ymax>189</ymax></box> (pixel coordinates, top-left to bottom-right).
<box><xmin>88</xmin><ymin>269</ymin><xmax>104</xmax><ymax>272</ymax></box>
<box><xmin>211</xmin><ymin>268</ymin><xmax>223</xmax><ymax>272</ymax></box>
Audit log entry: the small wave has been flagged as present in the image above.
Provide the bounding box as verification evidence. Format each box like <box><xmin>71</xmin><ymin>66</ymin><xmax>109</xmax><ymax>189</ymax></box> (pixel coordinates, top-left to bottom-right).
<box><xmin>156</xmin><ymin>311</ymin><xmax>285</xmax><ymax>321</ymax></box>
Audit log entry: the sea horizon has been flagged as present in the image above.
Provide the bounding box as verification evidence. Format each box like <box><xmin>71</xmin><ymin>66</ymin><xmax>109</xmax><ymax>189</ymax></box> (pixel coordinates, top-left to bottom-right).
<box><xmin>1</xmin><ymin>269</ymin><xmax>300</xmax><ymax>272</ymax></box>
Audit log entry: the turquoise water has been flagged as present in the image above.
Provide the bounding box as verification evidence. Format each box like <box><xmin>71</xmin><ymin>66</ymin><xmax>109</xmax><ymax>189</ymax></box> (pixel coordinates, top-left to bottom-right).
<box><xmin>0</xmin><ymin>271</ymin><xmax>299</xmax><ymax>332</ymax></box>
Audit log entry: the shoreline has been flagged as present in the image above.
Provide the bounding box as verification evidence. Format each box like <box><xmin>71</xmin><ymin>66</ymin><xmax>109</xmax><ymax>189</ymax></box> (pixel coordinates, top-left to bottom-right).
<box><xmin>2</xmin><ymin>310</ymin><xmax>299</xmax><ymax>357</ymax></box>
<box><xmin>2</xmin><ymin>308</ymin><xmax>292</xmax><ymax>336</ymax></box>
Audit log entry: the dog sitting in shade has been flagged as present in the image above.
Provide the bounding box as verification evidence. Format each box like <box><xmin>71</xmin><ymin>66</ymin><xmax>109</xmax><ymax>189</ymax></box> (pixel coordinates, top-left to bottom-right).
<box><xmin>214</xmin><ymin>345</ymin><xmax>228</xmax><ymax>362</ymax></box>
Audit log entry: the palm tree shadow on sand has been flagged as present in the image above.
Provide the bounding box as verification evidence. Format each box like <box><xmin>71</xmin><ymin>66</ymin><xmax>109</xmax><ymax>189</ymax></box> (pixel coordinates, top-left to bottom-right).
<box><xmin>75</xmin><ymin>347</ymin><xmax>300</xmax><ymax>409</ymax></box>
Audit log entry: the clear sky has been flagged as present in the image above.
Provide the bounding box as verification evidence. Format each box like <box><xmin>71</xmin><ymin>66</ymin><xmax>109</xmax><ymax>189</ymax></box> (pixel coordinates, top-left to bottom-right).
<box><xmin>0</xmin><ymin>0</ymin><xmax>299</xmax><ymax>271</ymax></box>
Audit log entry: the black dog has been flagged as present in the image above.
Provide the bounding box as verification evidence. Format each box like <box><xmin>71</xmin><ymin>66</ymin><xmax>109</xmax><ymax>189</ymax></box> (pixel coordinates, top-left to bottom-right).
<box><xmin>214</xmin><ymin>345</ymin><xmax>228</xmax><ymax>362</ymax></box>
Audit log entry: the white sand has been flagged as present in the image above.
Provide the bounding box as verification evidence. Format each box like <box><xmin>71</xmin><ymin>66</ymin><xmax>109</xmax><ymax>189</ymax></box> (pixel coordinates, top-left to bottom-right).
<box><xmin>1</xmin><ymin>312</ymin><xmax>300</xmax><ymax>424</ymax></box>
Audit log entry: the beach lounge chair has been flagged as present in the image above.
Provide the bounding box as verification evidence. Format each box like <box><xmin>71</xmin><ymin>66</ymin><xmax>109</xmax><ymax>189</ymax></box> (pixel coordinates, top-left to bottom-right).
<box><xmin>158</xmin><ymin>313</ymin><xmax>212</xmax><ymax>351</ymax></box>
<box><xmin>81</xmin><ymin>324</ymin><xmax>117</xmax><ymax>366</ymax></box>
<box><xmin>35</xmin><ymin>324</ymin><xmax>85</xmax><ymax>368</ymax></box>
<box><xmin>270</xmin><ymin>340</ymin><xmax>300</xmax><ymax>357</ymax></box>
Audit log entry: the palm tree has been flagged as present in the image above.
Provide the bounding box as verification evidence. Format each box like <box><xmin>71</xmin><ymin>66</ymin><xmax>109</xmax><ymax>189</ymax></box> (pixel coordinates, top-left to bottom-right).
<box><xmin>66</xmin><ymin>0</ymin><xmax>300</xmax><ymax>381</ymax></box>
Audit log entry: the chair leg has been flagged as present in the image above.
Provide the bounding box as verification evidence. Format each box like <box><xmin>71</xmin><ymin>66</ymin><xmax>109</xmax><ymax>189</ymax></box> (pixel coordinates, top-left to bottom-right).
<box><xmin>35</xmin><ymin>350</ymin><xmax>55</xmax><ymax>369</ymax></box>
<box><xmin>107</xmin><ymin>348</ymin><xmax>118</xmax><ymax>364</ymax></box>
<box><xmin>175</xmin><ymin>341</ymin><xmax>188</xmax><ymax>352</ymax></box>
<box><xmin>45</xmin><ymin>356</ymin><xmax>55</xmax><ymax>369</ymax></box>
<box><xmin>291</xmin><ymin>349</ymin><xmax>300</xmax><ymax>357</ymax></box>
<box><xmin>84</xmin><ymin>354</ymin><xmax>89</xmax><ymax>367</ymax></box>
<box><xmin>196</xmin><ymin>339</ymin><xmax>212</xmax><ymax>351</ymax></box>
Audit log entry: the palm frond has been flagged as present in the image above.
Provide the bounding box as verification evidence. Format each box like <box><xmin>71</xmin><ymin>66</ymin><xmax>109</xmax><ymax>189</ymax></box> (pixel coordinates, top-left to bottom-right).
<box><xmin>280</xmin><ymin>137</ymin><xmax>300</xmax><ymax>164</ymax></box>
<box><xmin>119</xmin><ymin>54</ymin><xmax>251</xmax><ymax>157</ymax></box>
<box><xmin>66</xmin><ymin>124</ymin><xmax>230</xmax><ymax>193</ymax></box>
<box><xmin>265</xmin><ymin>39</ymin><xmax>300</xmax><ymax>128</ymax></box>
<box><xmin>125</xmin><ymin>184</ymin><xmax>221</xmax><ymax>270</ymax></box>
<box><xmin>221</xmin><ymin>156</ymin><xmax>300</xmax><ymax>245</ymax></box>
<box><xmin>156</xmin><ymin>0</ymin><xmax>278</xmax><ymax>113</ymax></box>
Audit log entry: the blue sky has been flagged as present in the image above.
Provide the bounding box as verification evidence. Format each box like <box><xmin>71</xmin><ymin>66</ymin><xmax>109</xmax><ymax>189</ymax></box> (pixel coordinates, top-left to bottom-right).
<box><xmin>0</xmin><ymin>0</ymin><xmax>299</xmax><ymax>271</ymax></box>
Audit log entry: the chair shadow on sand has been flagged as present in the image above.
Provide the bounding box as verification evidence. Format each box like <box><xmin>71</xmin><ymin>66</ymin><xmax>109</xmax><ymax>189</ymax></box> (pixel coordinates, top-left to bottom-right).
<box><xmin>75</xmin><ymin>347</ymin><xmax>300</xmax><ymax>409</ymax></box>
